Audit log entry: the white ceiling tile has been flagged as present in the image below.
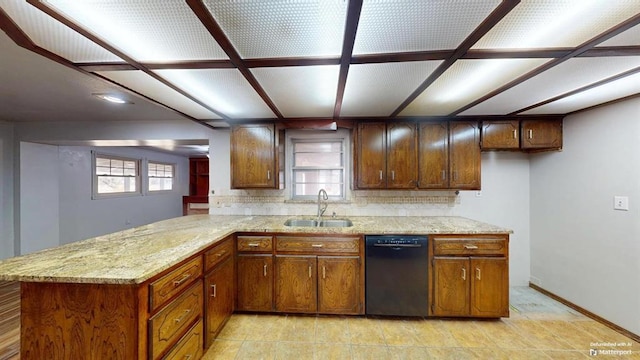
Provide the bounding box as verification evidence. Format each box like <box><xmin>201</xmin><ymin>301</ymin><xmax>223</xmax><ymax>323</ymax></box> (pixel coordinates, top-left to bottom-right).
<box><xmin>2</xmin><ymin>0</ymin><xmax>121</xmax><ymax>62</ymax></box>
<box><xmin>155</xmin><ymin>69</ymin><xmax>275</xmax><ymax>119</ymax></box>
<box><xmin>96</xmin><ymin>70</ymin><xmax>222</xmax><ymax>120</ymax></box>
<box><xmin>203</xmin><ymin>0</ymin><xmax>347</xmax><ymax>58</ymax></box>
<box><xmin>597</xmin><ymin>23</ymin><xmax>640</xmax><ymax>47</ymax></box>
<box><xmin>461</xmin><ymin>57</ymin><xmax>640</xmax><ymax>115</ymax></box>
<box><xmin>399</xmin><ymin>59</ymin><xmax>550</xmax><ymax>116</ymax></box>
<box><xmin>354</xmin><ymin>0</ymin><xmax>501</xmax><ymax>55</ymax></box>
<box><xmin>522</xmin><ymin>72</ymin><xmax>640</xmax><ymax>114</ymax></box>
<box><xmin>341</xmin><ymin>61</ymin><xmax>442</xmax><ymax>117</ymax></box>
<box><xmin>473</xmin><ymin>0</ymin><xmax>640</xmax><ymax>49</ymax></box>
<box><xmin>44</xmin><ymin>0</ymin><xmax>228</xmax><ymax>62</ymax></box>
<box><xmin>251</xmin><ymin>66</ymin><xmax>340</xmax><ymax>118</ymax></box>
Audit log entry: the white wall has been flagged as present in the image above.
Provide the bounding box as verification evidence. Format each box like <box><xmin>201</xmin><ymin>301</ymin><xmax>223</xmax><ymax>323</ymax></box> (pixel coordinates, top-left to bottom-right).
<box><xmin>58</xmin><ymin>146</ymin><xmax>189</xmax><ymax>244</ymax></box>
<box><xmin>0</xmin><ymin>122</ymin><xmax>15</xmax><ymax>259</ymax></box>
<box><xmin>530</xmin><ymin>97</ymin><xmax>640</xmax><ymax>336</ymax></box>
<box><xmin>20</xmin><ymin>142</ymin><xmax>60</xmax><ymax>254</ymax></box>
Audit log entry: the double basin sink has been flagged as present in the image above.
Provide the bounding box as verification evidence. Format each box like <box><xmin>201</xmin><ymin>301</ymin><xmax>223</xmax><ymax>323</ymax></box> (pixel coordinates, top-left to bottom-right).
<box><xmin>284</xmin><ymin>218</ymin><xmax>353</xmax><ymax>228</ymax></box>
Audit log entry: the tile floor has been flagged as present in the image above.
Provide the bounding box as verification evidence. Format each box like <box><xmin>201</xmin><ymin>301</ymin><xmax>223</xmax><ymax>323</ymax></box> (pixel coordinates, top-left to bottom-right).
<box><xmin>203</xmin><ymin>287</ymin><xmax>640</xmax><ymax>359</ymax></box>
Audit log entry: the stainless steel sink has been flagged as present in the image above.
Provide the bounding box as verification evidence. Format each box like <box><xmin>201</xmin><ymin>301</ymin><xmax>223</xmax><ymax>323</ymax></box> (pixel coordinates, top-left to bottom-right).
<box><xmin>284</xmin><ymin>219</ymin><xmax>318</xmax><ymax>227</ymax></box>
<box><xmin>283</xmin><ymin>218</ymin><xmax>353</xmax><ymax>227</ymax></box>
<box><xmin>318</xmin><ymin>219</ymin><xmax>353</xmax><ymax>227</ymax></box>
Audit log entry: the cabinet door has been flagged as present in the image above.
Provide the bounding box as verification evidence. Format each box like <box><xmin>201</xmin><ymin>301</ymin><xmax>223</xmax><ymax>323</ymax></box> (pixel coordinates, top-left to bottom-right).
<box><xmin>318</xmin><ymin>256</ymin><xmax>361</xmax><ymax>314</ymax></box>
<box><xmin>236</xmin><ymin>255</ymin><xmax>273</xmax><ymax>312</ymax></box>
<box><xmin>275</xmin><ymin>255</ymin><xmax>317</xmax><ymax>313</ymax></box>
<box><xmin>481</xmin><ymin>121</ymin><xmax>519</xmax><ymax>150</ymax></box>
<box><xmin>418</xmin><ymin>122</ymin><xmax>449</xmax><ymax>189</ymax></box>
<box><xmin>231</xmin><ymin>124</ymin><xmax>277</xmax><ymax>189</ymax></box>
<box><xmin>470</xmin><ymin>257</ymin><xmax>509</xmax><ymax>318</ymax></box>
<box><xmin>432</xmin><ymin>257</ymin><xmax>469</xmax><ymax>317</ymax></box>
<box><xmin>449</xmin><ymin>121</ymin><xmax>481</xmax><ymax>190</ymax></box>
<box><xmin>355</xmin><ymin>122</ymin><xmax>386</xmax><ymax>189</ymax></box>
<box><xmin>521</xmin><ymin>119</ymin><xmax>562</xmax><ymax>150</ymax></box>
<box><xmin>387</xmin><ymin>122</ymin><xmax>417</xmax><ymax>189</ymax></box>
<box><xmin>204</xmin><ymin>256</ymin><xmax>234</xmax><ymax>348</ymax></box>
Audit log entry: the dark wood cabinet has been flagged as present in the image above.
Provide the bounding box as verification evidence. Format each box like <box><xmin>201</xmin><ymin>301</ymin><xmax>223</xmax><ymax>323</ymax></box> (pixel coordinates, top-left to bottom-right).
<box><xmin>481</xmin><ymin>120</ymin><xmax>520</xmax><ymax>150</ymax></box>
<box><xmin>521</xmin><ymin>118</ymin><xmax>562</xmax><ymax>150</ymax></box>
<box><xmin>189</xmin><ymin>158</ymin><xmax>209</xmax><ymax>196</ymax></box>
<box><xmin>418</xmin><ymin>122</ymin><xmax>449</xmax><ymax>189</ymax></box>
<box><xmin>230</xmin><ymin>124</ymin><xmax>278</xmax><ymax>189</ymax></box>
<box><xmin>430</xmin><ymin>235</ymin><xmax>509</xmax><ymax>318</ymax></box>
<box><xmin>355</xmin><ymin>122</ymin><xmax>417</xmax><ymax>189</ymax></box>
<box><xmin>204</xmin><ymin>256</ymin><xmax>233</xmax><ymax>347</ymax></box>
<box><xmin>317</xmin><ymin>256</ymin><xmax>360</xmax><ymax>314</ymax></box>
<box><xmin>449</xmin><ymin>121</ymin><xmax>481</xmax><ymax>190</ymax></box>
<box><xmin>236</xmin><ymin>254</ymin><xmax>273</xmax><ymax>311</ymax></box>
<box><xmin>275</xmin><ymin>255</ymin><xmax>317</xmax><ymax>313</ymax></box>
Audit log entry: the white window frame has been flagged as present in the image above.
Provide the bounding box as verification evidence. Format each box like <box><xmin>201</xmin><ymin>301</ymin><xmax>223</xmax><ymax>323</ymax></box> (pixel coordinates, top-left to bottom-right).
<box><xmin>147</xmin><ymin>161</ymin><xmax>175</xmax><ymax>193</ymax></box>
<box><xmin>285</xmin><ymin>129</ymin><xmax>351</xmax><ymax>201</ymax></box>
<box><xmin>92</xmin><ymin>152</ymin><xmax>141</xmax><ymax>199</ymax></box>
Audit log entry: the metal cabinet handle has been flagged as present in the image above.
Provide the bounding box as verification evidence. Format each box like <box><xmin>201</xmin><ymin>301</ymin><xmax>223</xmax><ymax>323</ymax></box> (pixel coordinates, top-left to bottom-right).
<box><xmin>173</xmin><ymin>274</ymin><xmax>191</xmax><ymax>287</ymax></box>
<box><xmin>513</xmin><ymin>129</ymin><xmax>517</xmax><ymax>139</ymax></box>
<box><xmin>441</xmin><ymin>170</ymin><xmax>446</xmax><ymax>181</ymax></box>
<box><xmin>263</xmin><ymin>263</ymin><xmax>267</xmax><ymax>277</ymax></box>
<box><xmin>322</xmin><ymin>266</ymin><xmax>326</xmax><ymax>279</ymax></box>
<box><xmin>379</xmin><ymin>170</ymin><xmax>383</xmax><ymax>180</ymax></box>
<box><xmin>311</xmin><ymin>244</ymin><xmax>323</xmax><ymax>248</ymax></box>
<box><xmin>174</xmin><ymin>309</ymin><xmax>191</xmax><ymax>324</ymax></box>
<box><xmin>216</xmin><ymin>250</ymin><xmax>227</xmax><ymax>257</ymax></box>
<box><xmin>528</xmin><ymin>129</ymin><xmax>533</xmax><ymax>139</ymax></box>
<box><xmin>391</xmin><ymin>170</ymin><xmax>395</xmax><ymax>181</ymax></box>
<box><xmin>308</xmin><ymin>265</ymin><xmax>312</xmax><ymax>278</ymax></box>
<box><xmin>267</xmin><ymin>170</ymin><xmax>271</xmax><ymax>180</ymax></box>
<box><xmin>462</xmin><ymin>268</ymin><xmax>466</xmax><ymax>281</ymax></box>
<box><xmin>211</xmin><ymin>284</ymin><xmax>217</xmax><ymax>298</ymax></box>
<box><xmin>464</xmin><ymin>244</ymin><xmax>478</xmax><ymax>250</ymax></box>
<box><xmin>248</xmin><ymin>243</ymin><xmax>260</xmax><ymax>247</ymax></box>
<box><xmin>476</xmin><ymin>268</ymin><xmax>481</xmax><ymax>280</ymax></box>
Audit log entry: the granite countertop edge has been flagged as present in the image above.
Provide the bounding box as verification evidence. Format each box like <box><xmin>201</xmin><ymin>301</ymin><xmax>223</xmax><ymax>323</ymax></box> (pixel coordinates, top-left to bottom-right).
<box><xmin>0</xmin><ymin>215</ymin><xmax>512</xmax><ymax>285</ymax></box>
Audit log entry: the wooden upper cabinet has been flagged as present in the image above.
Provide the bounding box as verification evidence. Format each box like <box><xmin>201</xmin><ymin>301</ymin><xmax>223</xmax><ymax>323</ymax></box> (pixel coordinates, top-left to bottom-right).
<box><xmin>418</xmin><ymin>122</ymin><xmax>449</xmax><ymax>189</ymax></box>
<box><xmin>449</xmin><ymin>121</ymin><xmax>481</xmax><ymax>190</ymax></box>
<box><xmin>230</xmin><ymin>124</ymin><xmax>278</xmax><ymax>189</ymax></box>
<box><xmin>481</xmin><ymin>121</ymin><xmax>519</xmax><ymax>150</ymax></box>
<box><xmin>387</xmin><ymin>122</ymin><xmax>417</xmax><ymax>189</ymax></box>
<box><xmin>521</xmin><ymin>118</ymin><xmax>562</xmax><ymax>150</ymax></box>
<box><xmin>355</xmin><ymin>122</ymin><xmax>386</xmax><ymax>189</ymax></box>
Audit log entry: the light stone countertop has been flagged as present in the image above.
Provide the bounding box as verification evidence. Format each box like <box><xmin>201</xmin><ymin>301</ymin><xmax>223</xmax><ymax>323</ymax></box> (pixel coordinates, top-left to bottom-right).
<box><xmin>0</xmin><ymin>215</ymin><xmax>512</xmax><ymax>285</ymax></box>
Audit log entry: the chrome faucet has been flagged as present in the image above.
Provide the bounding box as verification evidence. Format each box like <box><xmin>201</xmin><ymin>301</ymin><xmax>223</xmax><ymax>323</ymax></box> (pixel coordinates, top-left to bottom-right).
<box><xmin>317</xmin><ymin>189</ymin><xmax>329</xmax><ymax>224</ymax></box>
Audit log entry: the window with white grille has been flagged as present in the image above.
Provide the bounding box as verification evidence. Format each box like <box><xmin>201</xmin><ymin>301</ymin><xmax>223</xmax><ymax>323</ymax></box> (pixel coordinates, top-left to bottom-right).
<box><xmin>148</xmin><ymin>162</ymin><xmax>174</xmax><ymax>192</ymax></box>
<box><xmin>93</xmin><ymin>154</ymin><xmax>140</xmax><ymax>197</ymax></box>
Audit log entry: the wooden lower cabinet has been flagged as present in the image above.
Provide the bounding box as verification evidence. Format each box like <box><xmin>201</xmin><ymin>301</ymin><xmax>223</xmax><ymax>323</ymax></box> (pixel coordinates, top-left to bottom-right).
<box><xmin>275</xmin><ymin>255</ymin><xmax>317</xmax><ymax>313</ymax></box>
<box><xmin>432</xmin><ymin>257</ymin><xmax>470</xmax><ymax>317</ymax></box>
<box><xmin>236</xmin><ymin>254</ymin><xmax>274</xmax><ymax>311</ymax></box>
<box><xmin>470</xmin><ymin>257</ymin><xmax>509</xmax><ymax>317</ymax></box>
<box><xmin>318</xmin><ymin>256</ymin><xmax>360</xmax><ymax>314</ymax></box>
<box><xmin>204</xmin><ymin>256</ymin><xmax>234</xmax><ymax>348</ymax></box>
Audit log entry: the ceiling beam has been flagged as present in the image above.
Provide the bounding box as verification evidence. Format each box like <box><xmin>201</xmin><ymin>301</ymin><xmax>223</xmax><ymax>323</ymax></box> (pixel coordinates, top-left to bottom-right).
<box><xmin>333</xmin><ymin>0</ymin><xmax>364</xmax><ymax>119</ymax></box>
<box><xmin>510</xmin><ymin>66</ymin><xmax>640</xmax><ymax>115</ymax></box>
<box><xmin>25</xmin><ymin>0</ymin><xmax>232</xmax><ymax>123</ymax></box>
<box><xmin>450</xmin><ymin>11</ymin><xmax>640</xmax><ymax>116</ymax></box>
<box><xmin>186</xmin><ymin>0</ymin><xmax>284</xmax><ymax>119</ymax></box>
<box><xmin>0</xmin><ymin>7</ymin><xmax>217</xmax><ymax>130</ymax></box>
<box><xmin>389</xmin><ymin>0</ymin><xmax>521</xmax><ymax>117</ymax></box>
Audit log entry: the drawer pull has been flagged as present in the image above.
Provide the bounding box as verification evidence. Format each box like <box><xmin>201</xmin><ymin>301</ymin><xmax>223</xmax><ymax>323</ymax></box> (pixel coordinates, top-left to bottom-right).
<box><xmin>217</xmin><ymin>250</ymin><xmax>227</xmax><ymax>257</ymax></box>
<box><xmin>462</xmin><ymin>268</ymin><xmax>466</xmax><ymax>281</ymax></box>
<box><xmin>476</xmin><ymin>268</ymin><xmax>481</xmax><ymax>280</ymax></box>
<box><xmin>248</xmin><ymin>243</ymin><xmax>260</xmax><ymax>247</ymax></box>
<box><xmin>263</xmin><ymin>263</ymin><xmax>268</xmax><ymax>277</ymax></box>
<box><xmin>185</xmin><ymin>355</ymin><xmax>192</xmax><ymax>360</ymax></box>
<box><xmin>174</xmin><ymin>309</ymin><xmax>191</xmax><ymax>324</ymax></box>
<box><xmin>211</xmin><ymin>284</ymin><xmax>217</xmax><ymax>298</ymax></box>
<box><xmin>173</xmin><ymin>274</ymin><xmax>192</xmax><ymax>287</ymax></box>
<box><xmin>311</xmin><ymin>244</ymin><xmax>324</xmax><ymax>248</ymax></box>
<box><xmin>464</xmin><ymin>244</ymin><xmax>478</xmax><ymax>250</ymax></box>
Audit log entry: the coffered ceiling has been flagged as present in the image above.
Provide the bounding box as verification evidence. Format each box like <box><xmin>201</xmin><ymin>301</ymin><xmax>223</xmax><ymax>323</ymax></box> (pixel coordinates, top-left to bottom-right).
<box><xmin>1</xmin><ymin>0</ymin><xmax>640</xmax><ymax>129</ymax></box>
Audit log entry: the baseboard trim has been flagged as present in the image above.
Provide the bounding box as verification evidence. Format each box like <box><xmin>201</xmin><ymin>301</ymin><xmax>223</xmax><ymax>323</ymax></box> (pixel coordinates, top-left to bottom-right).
<box><xmin>529</xmin><ymin>283</ymin><xmax>639</xmax><ymax>343</ymax></box>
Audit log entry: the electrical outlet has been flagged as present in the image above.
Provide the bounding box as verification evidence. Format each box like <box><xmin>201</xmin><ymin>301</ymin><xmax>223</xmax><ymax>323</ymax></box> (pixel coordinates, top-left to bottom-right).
<box><xmin>614</xmin><ymin>196</ymin><xmax>629</xmax><ymax>211</ymax></box>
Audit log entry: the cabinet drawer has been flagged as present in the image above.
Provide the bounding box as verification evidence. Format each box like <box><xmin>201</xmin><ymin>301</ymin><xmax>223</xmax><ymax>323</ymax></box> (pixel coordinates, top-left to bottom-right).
<box><xmin>205</xmin><ymin>238</ymin><xmax>233</xmax><ymax>272</ymax></box>
<box><xmin>161</xmin><ymin>319</ymin><xmax>204</xmax><ymax>360</ymax></box>
<box><xmin>149</xmin><ymin>281</ymin><xmax>203</xmax><ymax>360</ymax></box>
<box><xmin>149</xmin><ymin>256</ymin><xmax>202</xmax><ymax>312</ymax></box>
<box><xmin>237</xmin><ymin>235</ymin><xmax>273</xmax><ymax>252</ymax></box>
<box><xmin>276</xmin><ymin>236</ymin><xmax>360</xmax><ymax>254</ymax></box>
<box><xmin>433</xmin><ymin>237</ymin><xmax>507</xmax><ymax>256</ymax></box>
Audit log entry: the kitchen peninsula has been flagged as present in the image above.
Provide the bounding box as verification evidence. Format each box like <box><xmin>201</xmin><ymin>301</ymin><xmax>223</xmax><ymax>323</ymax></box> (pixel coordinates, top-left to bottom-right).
<box><xmin>0</xmin><ymin>215</ymin><xmax>511</xmax><ymax>359</ymax></box>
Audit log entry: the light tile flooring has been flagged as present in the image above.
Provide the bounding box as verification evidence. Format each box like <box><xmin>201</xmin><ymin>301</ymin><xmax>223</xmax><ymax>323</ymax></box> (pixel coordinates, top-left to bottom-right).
<box><xmin>203</xmin><ymin>287</ymin><xmax>640</xmax><ymax>360</ymax></box>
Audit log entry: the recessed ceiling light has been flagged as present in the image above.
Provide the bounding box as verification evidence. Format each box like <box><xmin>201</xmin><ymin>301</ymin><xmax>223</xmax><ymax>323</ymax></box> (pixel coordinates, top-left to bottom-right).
<box><xmin>92</xmin><ymin>93</ymin><xmax>133</xmax><ymax>104</ymax></box>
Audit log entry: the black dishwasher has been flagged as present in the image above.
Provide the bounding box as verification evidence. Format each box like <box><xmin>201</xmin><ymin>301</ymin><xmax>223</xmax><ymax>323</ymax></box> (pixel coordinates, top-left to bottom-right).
<box><xmin>365</xmin><ymin>235</ymin><xmax>429</xmax><ymax>316</ymax></box>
